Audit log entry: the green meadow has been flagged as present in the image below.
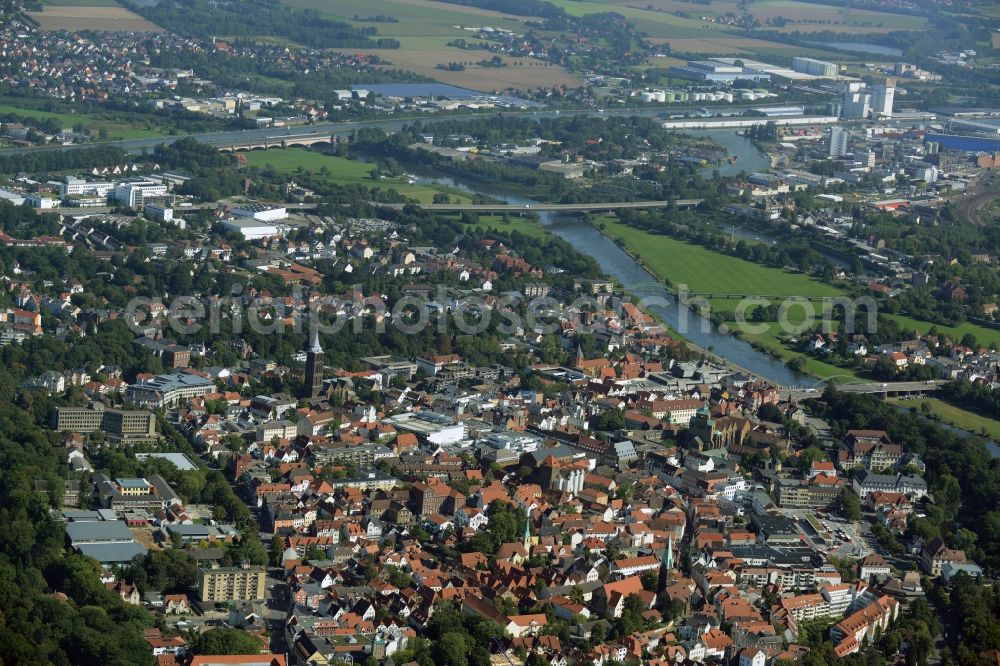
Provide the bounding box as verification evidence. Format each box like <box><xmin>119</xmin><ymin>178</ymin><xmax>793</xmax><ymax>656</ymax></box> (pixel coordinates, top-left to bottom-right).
<box><xmin>239</xmin><ymin>147</ymin><xmax>475</xmax><ymax>204</ymax></box>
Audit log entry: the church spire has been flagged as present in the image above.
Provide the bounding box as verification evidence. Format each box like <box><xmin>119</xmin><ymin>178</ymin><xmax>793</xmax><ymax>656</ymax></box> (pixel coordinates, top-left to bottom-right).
<box><xmin>302</xmin><ymin>313</ymin><xmax>324</xmax><ymax>399</ymax></box>
<box><xmin>657</xmin><ymin>534</ymin><xmax>674</xmax><ymax>596</ymax></box>
<box><xmin>309</xmin><ymin>325</ymin><xmax>323</xmax><ymax>354</ymax></box>
<box><xmin>523</xmin><ymin>508</ymin><xmax>532</xmax><ymax>550</ymax></box>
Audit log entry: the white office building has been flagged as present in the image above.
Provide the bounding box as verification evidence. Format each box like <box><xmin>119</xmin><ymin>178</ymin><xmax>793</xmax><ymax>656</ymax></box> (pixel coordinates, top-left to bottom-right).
<box><xmin>870</xmin><ymin>78</ymin><xmax>895</xmax><ymax>119</ymax></box>
<box><xmin>26</xmin><ymin>192</ymin><xmax>59</xmax><ymax>209</ymax></box>
<box><xmin>829</xmin><ymin>126</ymin><xmax>850</xmax><ymax>157</ymax></box>
<box><xmin>61</xmin><ymin>176</ymin><xmax>115</xmax><ymax>197</ymax></box>
<box><xmin>115</xmin><ymin>179</ymin><xmax>168</xmax><ymax>208</ymax></box>
<box><xmin>841</xmin><ymin>82</ymin><xmax>871</xmax><ymax>120</ymax></box>
<box><xmin>144</xmin><ymin>203</ymin><xmax>174</xmax><ymax>222</ymax></box>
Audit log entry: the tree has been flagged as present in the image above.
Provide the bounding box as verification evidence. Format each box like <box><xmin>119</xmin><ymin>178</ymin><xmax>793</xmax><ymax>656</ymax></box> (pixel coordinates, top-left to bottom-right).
<box><xmin>269</xmin><ymin>535</ymin><xmax>285</xmax><ymax>566</ymax></box>
<box><xmin>192</xmin><ymin>628</ymin><xmax>263</xmax><ymax>655</ymax></box>
<box><xmin>590</xmin><ymin>408</ymin><xmax>625</xmax><ymax>432</ymax></box>
<box><xmin>432</xmin><ymin>632</ymin><xmax>469</xmax><ymax>666</ymax></box>
<box><xmin>839</xmin><ymin>488</ymin><xmax>861</xmax><ymax>522</ymax></box>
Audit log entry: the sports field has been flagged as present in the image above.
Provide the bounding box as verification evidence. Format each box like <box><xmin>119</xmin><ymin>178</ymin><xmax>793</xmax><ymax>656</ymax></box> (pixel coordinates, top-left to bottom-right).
<box><xmin>28</xmin><ymin>4</ymin><xmax>163</xmax><ymax>31</ymax></box>
<box><xmin>238</xmin><ymin>148</ymin><xmax>476</xmax><ymax>204</ymax></box>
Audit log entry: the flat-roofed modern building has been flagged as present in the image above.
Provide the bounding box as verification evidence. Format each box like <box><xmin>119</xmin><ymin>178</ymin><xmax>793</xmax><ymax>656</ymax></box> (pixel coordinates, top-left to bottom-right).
<box><xmin>125</xmin><ymin>371</ymin><xmax>214</xmax><ymax>408</ymax></box>
<box><xmin>383</xmin><ymin>411</ymin><xmax>467</xmax><ymax>446</ymax></box>
<box><xmin>65</xmin><ymin>516</ymin><xmax>147</xmax><ymax>566</ymax></box>
<box><xmin>792</xmin><ymin>57</ymin><xmax>839</xmax><ymax>78</ymax></box>
<box><xmin>198</xmin><ymin>566</ymin><xmax>267</xmax><ymax>602</ymax></box>
<box><xmin>51</xmin><ymin>405</ymin><xmax>156</xmax><ymax>442</ymax></box>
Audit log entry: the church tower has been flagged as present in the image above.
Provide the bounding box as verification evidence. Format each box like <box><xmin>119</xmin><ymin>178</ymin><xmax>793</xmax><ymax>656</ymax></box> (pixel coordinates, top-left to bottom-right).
<box><xmin>303</xmin><ymin>326</ymin><xmax>324</xmax><ymax>399</ymax></box>
<box><xmin>657</xmin><ymin>534</ymin><xmax>674</xmax><ymax>596</ymax></box>
<box><xmin>523</xmin><ymin>508</ymin><xmax>532</xmax><ymax>550</ymax></box>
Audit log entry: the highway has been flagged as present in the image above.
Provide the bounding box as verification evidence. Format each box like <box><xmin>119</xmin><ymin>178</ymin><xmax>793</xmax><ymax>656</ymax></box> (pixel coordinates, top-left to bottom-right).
<box><xmin>784</xmin><ymin>380</ymin><xmax>946</xmax><ymax>400</ymax></box>
<box><xmin>0</xmin><ymin>102</ymin><xmax>837</xmax><ymax>156</ymax></box>
<box><xmin>45</xmin><ymin>202</ymin><xmax>318</xmax><ymax>216</ymax></box>
<box><xmin>376</xmin><ymin>199</ymin><xmax>703</xmax><ymax>212</ymax></box>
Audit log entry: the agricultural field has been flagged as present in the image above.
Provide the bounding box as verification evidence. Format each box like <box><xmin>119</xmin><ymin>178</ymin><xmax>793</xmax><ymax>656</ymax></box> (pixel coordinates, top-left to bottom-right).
<box><xmin>282</xmin><ymin>0</ymin><xmax>904</xmax><ymax>85</ymax></box>
<box><xmin>284</xmin><ymin>0</ymin><xmax>578</xmax><ymax>90</ymax></box>
<box><xmin>28</xmin><ymin>3</ymin><xmax>163</xmax><ymax>31</ymax></box>
<box><xmin>602</xmin><ymin>0</ymin><xmax>926</xmax><ymax>33</ymax></box>
<box><xmin>355</xmin><ymin>41</ymin><xmax>578</xmax><ymax>92</ymax></box>
<box><xmin>547</xmin><ymin>0</ymin><xmax>740</xmax><ymax>40</ymax></box>
<box><xmin>238</xmin><ymin>148</ymin><xmax>477</xmax><ymax>205</ymax></box>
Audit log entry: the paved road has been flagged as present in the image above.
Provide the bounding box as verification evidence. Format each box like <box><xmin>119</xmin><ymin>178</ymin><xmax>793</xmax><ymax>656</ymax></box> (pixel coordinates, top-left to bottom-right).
<box><xmin>785</xmin><ymin>380</ymin><xmax>945</xmax><ymax>400</ymax></box>
<box><xmin>47</xmin><ymin>202</ymin><xmax>318</xmax><ymax>215</ymax></box>
<box><xmin>376</xmin><ymin>199</ymin><xmax>703</xmax><ymax>212</ymax></box>
<box><xmin>0</xmin><ymin>102</ymin><xmax>837</xmax><ymax>156</ymax></box>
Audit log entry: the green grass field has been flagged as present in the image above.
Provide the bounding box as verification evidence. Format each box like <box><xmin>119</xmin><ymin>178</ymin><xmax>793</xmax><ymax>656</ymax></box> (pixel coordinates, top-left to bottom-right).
<box><xmin>284</xmin><ymin>0</ymin><xmax>525</xmax><ymax>38</ymax></box>
<box><xmin>458</xmin><ymin>214</ymin><xmax>548</xmax><ymax>239</ymax></box>
<box><xmin>598</xmin><ymin>215</ymin><xmax>864</xmax><ymax>379</ymax></box>
<box><xmin>42</xmin><ymin>0</ymin><xmax>122</xmax><ymax>5</ymax></box>
<box><xmin>548</xmin><ymin>0</ymin><xmax>739</xmax><ymax>39</ymax></box>
<box><xmin>897</xmin><ymin>397</ymin><xmax>1000</xmax><ymax>439</ymax></box>
<box><xmin>885</xmin><ymin>313</ymin><xmax>1000</xmax><ymax>349</ymax></box>
<box><xmin>0</xmin><ymin>103</ymin><xmax>164</xmax><ymax>140</ymax></box>
<box><xmin>600</xmin><ymin>216</ymin><xmax>843</xmax><ymax>298</ymax></box>
<box><xmin>239</xmin><ymin>148</ymin><xmax>475</xmax><ymax>204</ymax></box>
<box><xmin>597</xmin><ymin>0</ymin><xmax>925</xmax><ymax>33</ymax></box>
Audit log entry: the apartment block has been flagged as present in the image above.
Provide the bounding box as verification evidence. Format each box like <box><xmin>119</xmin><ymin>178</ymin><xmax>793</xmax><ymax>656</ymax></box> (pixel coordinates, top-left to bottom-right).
<box><xmin>198</xmin><ymin>566</ymin><xmax>267</xmax><ymax>602</ymax></box>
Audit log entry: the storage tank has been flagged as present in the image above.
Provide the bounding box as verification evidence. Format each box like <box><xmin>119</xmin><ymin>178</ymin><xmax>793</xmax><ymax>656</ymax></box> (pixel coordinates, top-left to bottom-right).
<box><xmin>640</xmin><ymin>91</ymin><xmax>656</xmax><ymax>103</ymax></box>
<box><xmin>663</xmin><ymin>91</ymin><xmax>676</xmax><ymax>103</ymax></box>
<box><xmin>723</xmin><ymin>92</ymin><xmax>734</xmax><ymax>102</ymax></box>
